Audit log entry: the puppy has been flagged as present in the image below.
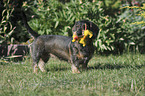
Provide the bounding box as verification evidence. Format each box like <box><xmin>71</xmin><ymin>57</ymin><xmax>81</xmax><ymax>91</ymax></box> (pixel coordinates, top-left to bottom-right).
<box><xmin>22</xmin><ymin>11</ymin><xmax>99</xmax><ymax>73</ymax></box>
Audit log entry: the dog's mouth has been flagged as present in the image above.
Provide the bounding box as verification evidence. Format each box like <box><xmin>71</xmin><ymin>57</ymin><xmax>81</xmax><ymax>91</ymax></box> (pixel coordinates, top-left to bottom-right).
<box><xmin>73</xmin><ymin>32</ymin><xmax>83</xmax><ymax>41</ymax></box>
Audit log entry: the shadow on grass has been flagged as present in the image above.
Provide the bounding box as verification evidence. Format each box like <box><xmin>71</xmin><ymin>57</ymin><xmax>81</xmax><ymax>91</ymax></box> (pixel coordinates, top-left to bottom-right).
<box><xmin>46</xmin><ymin>64</ymin><xmax>145</xmax><ymax>73</ymax></box>
<box><xmin>46</xmin><ymin>67</ymin><xmax>70</xmax><ymax>72</ymax></box>
<box><xmin>88</xmin><ymin>63</ymin><xmax>145</xmax><ymax>70</ymax></box>
<box><xmin>45</xmin><ymin>62</ymin><xmax>145</xmax><ymax>72</ymax></box>
<box><xmin>46</xmin><ymin>63</ymin><xmax>145</xmax><ymax>72</ymax></box>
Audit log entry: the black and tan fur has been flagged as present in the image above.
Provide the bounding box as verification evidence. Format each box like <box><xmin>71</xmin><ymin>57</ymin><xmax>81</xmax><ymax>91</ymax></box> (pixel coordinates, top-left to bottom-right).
<box><xmin>22</xmin><ymin>11</ymin><xmax>99</xmax><ymax>73</ymax></box>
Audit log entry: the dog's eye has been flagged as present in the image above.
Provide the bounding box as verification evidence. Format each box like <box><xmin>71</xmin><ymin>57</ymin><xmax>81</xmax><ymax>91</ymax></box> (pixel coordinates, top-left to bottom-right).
<box><xmin>76</xmin><ymin>25</ymin><xmax>80</xmax><ymax>27</ymax></box>
<box><xmin>76</xmin><ymin>29</ymin><xmax>82</xmax><ymax>36</ymax></box>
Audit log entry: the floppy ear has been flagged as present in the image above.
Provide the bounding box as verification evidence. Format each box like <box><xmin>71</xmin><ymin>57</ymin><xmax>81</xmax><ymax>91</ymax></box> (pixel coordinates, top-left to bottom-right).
<box><xmin>90</xmin><ymin>22</ymin><xmax>99</xmax><ymax>39</ymax></box>
<box><xmin>72</xmin><ymin>22</ymin><xmax>77</xmax><ymax>32</ymax></box>
<box><xmin>72</xmin><ymin>25</ymin><xmax>75</xmax><ymax>33</ymax></box>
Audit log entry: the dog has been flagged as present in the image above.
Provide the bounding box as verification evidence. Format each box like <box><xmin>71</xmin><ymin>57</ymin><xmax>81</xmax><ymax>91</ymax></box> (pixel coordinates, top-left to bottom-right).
<box><xmin>22</xmin><ymin>11</ymin><xmax>99</xmax><ymax>73</ymax></box>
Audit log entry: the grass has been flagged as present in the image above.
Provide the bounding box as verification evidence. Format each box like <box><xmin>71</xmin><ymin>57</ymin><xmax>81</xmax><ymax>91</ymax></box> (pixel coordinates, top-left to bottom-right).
<box><xmin>0</xmin><ymin>53</ymin><xmax>145</xmax><ymax>96</ymax></box>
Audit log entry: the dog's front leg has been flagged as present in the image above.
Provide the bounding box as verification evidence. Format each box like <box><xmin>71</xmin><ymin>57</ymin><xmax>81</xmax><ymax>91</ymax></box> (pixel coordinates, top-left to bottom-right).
<box><xmin>82</xmin><ymin>57</ymin><xmax>89</xmax><ymax>70</ymax></box>
<box><xmin>71</xmin><ymin>64</ymin><xmax>80</xmax><ymax>74</ymax></box>
<box><xmin>70</xmin><ymin>56</ymin><xmax>80</xmax><ymax>74</ymax></box>
<box><xmin>33</xmin><ymin>62</ymin><xmax>39</xmax><ymax>73</ymax></box>
<box><xmin>38</xmin><ymin>58</ymin><xmax>46</xmax><ymax>72</ymax></box>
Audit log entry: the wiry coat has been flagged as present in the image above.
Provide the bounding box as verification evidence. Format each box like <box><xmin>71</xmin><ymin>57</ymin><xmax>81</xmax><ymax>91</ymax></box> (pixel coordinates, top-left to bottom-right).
<box><xmin>22</xmin><ymin>11</ymin><xmax>99</xmax><ymax>73</ymax></box>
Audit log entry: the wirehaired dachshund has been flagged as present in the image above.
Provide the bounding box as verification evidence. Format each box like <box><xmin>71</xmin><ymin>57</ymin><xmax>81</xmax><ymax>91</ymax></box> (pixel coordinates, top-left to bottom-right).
<box><xmin>22</xmin><ymin>11</ymin><xmax>99</xmax><ymax>73</ymax></box>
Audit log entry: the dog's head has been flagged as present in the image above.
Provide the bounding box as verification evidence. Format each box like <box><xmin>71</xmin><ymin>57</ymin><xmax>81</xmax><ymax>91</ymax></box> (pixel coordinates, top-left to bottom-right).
<box><xmin>72</xmin><ymin>20</ymin><xmax>99</xmax><ymax>40</ymax></box>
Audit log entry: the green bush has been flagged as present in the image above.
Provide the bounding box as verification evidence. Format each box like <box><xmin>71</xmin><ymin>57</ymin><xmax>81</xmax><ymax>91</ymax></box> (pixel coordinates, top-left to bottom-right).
<box><xmin>96</xmin><ymin>1</ymin><xmax>145</xmax><ymax>53</ymax></box>
<box><xmin>0</xmin><ymin>0</ymin><xmax>30</xmax><ymax>44</ymax></box>
<box><xmin>24</xmin><ymin>0</ymin><xmax>101</xmax><ymax>36</ymax></box>
<box><xmin>24</xmin><ymin>0</ymin><xmax>123</xmax><ymax>53</ymax></box>
<box><xmin>119</xmin><ymin>3</ymin><xmax>145</xmax><ymax>53</ymax></box>
<box><xmin>1</xmin><ymin>0</ymin><xmax>144</xmax><ymax>54</ymax></box>
<box><xmin>0</xmin><ymin>0</ymin><xmax>16</xmax><ymax>44</ymax></box>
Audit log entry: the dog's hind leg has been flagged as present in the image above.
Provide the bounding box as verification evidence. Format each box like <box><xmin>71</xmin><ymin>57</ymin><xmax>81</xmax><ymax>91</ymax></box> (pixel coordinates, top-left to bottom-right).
<box><xmin>32</xmin><ymin>57</ymin><xmax>39</xmax><ymax>73</ymax></box>
<box><xmin>31</xmin><ymin>45</ymin><xmax>42</xmax><ymax>73</ymax></box>
<box><xmin>38</xmin><ymin>59</ymin><xmax>46</xmax><ymax>72</ymax></box>
<box><xmin>38</xmin><ymin>54</ymin><xmax>50</xmax><ymax>72</ymax></box>
<box><xmin>82</xmin><ymin>58</ymin><xmax>89</xmax><ymax>70</ymax></box>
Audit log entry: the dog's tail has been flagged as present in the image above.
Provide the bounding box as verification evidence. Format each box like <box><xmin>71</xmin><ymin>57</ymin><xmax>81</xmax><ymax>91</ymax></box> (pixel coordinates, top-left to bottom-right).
<box><xmin>21</xmin><ymin>11</ymin><xmax>39</xmax><ymax>39</ymax></box>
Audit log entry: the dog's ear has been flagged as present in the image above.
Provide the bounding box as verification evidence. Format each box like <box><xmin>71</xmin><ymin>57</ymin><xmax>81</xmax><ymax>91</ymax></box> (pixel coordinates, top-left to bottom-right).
<box><xmin>89</xmin><ymin>22</ymin><xmax>99</xmax><ymax>39</ymax></box>
<box><xmin>72</xmin><ymin>21</ymin><xmax>77</xmax><ymax>33</ymax></box>
<box><xmin>72</xmin><ymin>24</ymin><xmax>75</xmax><ymax>33</ymax></box>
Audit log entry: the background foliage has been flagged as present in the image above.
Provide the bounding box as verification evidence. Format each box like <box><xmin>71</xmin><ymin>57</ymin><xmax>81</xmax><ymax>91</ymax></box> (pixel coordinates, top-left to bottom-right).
<box><xmin>0</xmin><ymin>0</ymin><xmax>145</xmax><ymax>54</ymax></box>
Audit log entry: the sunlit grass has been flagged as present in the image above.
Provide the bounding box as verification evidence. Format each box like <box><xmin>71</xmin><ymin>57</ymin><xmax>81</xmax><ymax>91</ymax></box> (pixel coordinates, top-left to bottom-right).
<box><xmin>0</xmin><ymin>53</ymin><xmax>145</xmax><ymax>96</ymax></box>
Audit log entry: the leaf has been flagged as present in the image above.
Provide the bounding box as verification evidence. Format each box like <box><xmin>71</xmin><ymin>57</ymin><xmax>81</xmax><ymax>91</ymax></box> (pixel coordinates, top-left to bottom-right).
<box><xmin>55</xmin><ymin>21</ymin><xmax>59</xmax><ymax>28</ymax></box>
<box><xmin>107</xmin><ymin>46</ymin><xmax>111</xmax><ymax>51</ymax></box>
<box><xmin>102</xmin><ymin>44</ymin><xmax>107</xmax><ymax>50</ymax></box>
<box><xmin>129</xmin><ymin>42</ymin><xmax>135</xmax><ymax>45</ymax></box>
<box><xmin>4</xmin><ymin>26</ymin><xmax>7</xmax><ymax>33</ymax></box>
<box><xmin>1</xmin><ymin>20</ymin><xmax>6</xmax><ymax>24</ymax></box>
<box><xmin>6</xmin><ymin>10</ymin><xmax>10</xmax><ymax>20</ymax></box>
<box><xmin>2</xmin><ymin>9</ymin><xmax>7</xmax><ymax>16</ymax></box>
<box><xmin>8</xmin><ymin>21</ymin><xmax>12</xmax><ymax>30</ymax></box>
<box><xmin>119</xmin><ymin>38</ymin><xmax>124</xmax><ymax>41</ymax></box>
<box><xmin>67</xmin><ymin>13</ymin><xmax>73</xmax><ymax>21</ymax></box>
<box><xmin>8</xmin><ymin>27</ymin><xmax>16</xmax><ymax>36</ymax></box>
<box><xmin>0</xmin><ymin>35</ymin><xmax>5</xmax><ymax>39</ymax></box>
<box><xmin>142</xmin><ymin>26</ymin><xmax>145</xmax><ymax>29</ymax></box>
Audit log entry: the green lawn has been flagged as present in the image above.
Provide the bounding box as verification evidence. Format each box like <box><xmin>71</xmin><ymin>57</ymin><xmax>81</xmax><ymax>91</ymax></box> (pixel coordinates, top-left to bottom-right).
<box><xmin>0</xmin><ymin>53</ymin><xmax>145</xmax><ymax>96</ymax></box>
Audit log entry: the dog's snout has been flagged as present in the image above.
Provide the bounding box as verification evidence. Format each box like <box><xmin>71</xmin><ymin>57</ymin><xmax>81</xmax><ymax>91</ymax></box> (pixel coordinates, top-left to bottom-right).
<box><xmin>76</xmin><ymin>29</ymin><xmax>83</xmax><ymax>36</ymax></box>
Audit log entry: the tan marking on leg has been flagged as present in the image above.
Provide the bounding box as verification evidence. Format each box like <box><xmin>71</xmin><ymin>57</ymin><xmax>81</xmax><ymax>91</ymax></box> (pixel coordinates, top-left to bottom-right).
<box><xmin>38</xmin><ymin>59</ymin><xmax>46</xmax><ymax>72</ymax></box>
<box><xmin>33</xmin><ymin>64</ymin><xmax>38</xmax><ymax>73</ymax></box>
<box><xmin>72</xmin><ymin>64</ymin><xmax>80</xmax><ymax>74</ymax></box>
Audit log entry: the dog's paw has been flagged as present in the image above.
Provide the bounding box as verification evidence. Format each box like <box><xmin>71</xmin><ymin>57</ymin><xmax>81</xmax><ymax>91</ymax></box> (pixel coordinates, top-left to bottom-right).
<box><xmin>72</xmin><ymin>65</ymin><xmax>81</xmax><ymax>74</ymax></box>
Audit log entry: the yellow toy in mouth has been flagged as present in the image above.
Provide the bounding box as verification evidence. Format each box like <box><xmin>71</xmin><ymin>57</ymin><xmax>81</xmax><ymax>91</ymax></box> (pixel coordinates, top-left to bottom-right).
<box><xmin>72</xmin><ymin>30</ymin><xmax>93</xmax><ymax>46</ymax></box>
